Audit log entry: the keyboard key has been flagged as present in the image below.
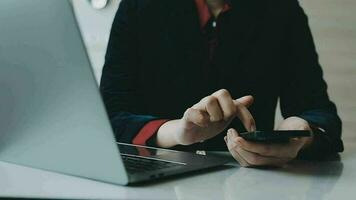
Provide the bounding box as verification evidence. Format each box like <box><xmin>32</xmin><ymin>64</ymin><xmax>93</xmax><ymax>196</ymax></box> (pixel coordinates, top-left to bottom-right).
<box><xmin>121</xmin><ymin>154</ymin><xmax>183</xmax><ymax>174</ymax></box>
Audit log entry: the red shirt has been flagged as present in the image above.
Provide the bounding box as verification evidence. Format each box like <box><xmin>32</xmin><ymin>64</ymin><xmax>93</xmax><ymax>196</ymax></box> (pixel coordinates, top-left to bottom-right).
<box><xmin>195</xmin><ymin>0</ymin><xmax>231</xmax><ymax>29</ymax></box>
<box><xmin>132</xmin><ymin>0</ymin><xmax>231</xmax><ymax>146</ymax></box>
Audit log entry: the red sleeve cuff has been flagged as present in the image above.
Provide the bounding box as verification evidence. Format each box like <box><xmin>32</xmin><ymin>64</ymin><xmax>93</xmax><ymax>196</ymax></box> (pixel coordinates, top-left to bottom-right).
<box><xmin>132</xmin><ymin>119</ymin><xmax>168</xmax><ymax>145</ymax></box>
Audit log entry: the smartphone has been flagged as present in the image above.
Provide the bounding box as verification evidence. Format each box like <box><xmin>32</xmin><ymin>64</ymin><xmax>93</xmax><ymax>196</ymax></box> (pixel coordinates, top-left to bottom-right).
<box><xmin>239</xmin><ymin>130</ymin><xmax>312</xmax><ymax>143</ymax></box>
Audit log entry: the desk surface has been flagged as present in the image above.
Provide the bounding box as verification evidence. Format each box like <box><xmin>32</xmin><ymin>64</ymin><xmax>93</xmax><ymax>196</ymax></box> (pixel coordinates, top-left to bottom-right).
<box><xmin>0</xmin><ymin>144</ymin><xmax>355</xmax><ymax>200</ymax></box>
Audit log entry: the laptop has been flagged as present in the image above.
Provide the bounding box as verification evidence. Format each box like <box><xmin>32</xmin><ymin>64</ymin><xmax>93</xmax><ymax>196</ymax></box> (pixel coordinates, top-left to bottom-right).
<box><xmin>0</xmin><ymin>0</ymin><xmax>229</xmax><ymax>185</ymax></box>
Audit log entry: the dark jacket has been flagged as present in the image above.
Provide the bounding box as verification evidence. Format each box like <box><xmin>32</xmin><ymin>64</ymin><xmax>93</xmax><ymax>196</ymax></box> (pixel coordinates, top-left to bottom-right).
<box><xmin>100</xmin><ymin>0</ymin><xmax>343</xmax><ymax>158</ymax></box>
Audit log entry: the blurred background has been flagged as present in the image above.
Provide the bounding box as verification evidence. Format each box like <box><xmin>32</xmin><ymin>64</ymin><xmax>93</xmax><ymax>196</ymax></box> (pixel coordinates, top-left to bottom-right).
<box><xmin>72</xmin><ymin>0</ymin><xmax>356</xmax><ymax>151</ymax></box>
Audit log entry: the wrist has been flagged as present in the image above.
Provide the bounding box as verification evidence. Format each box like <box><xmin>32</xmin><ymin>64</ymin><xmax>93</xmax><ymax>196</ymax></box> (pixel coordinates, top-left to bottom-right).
<box><xmin>156</xmin><ymin>120</ymin><xmax>181</xmax><ymax>148</ymax></box>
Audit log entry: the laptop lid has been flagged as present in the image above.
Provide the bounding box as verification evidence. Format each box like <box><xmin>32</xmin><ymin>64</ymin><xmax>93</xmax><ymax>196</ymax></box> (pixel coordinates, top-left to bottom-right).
<box><xmin>0</xmin><ymin>0</ymin><xmax>128</xmax><ymax>185</ymax></box>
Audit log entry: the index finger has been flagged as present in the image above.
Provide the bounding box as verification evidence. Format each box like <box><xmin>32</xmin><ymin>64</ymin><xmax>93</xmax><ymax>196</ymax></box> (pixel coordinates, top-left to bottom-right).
<box><xmin>233</xmin><ymin>99</ymin><xmax>256</xmax><ymax>132</ymax></box>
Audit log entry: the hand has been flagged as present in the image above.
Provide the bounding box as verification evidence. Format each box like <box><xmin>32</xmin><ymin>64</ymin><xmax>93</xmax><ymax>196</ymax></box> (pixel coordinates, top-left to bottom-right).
<box><xmin>156</xmin><ymin>89</ymin><xmax>256</xmax><ymax>148</ymax></box>
<box><xmin>225</xmin><ymin>116</ymin><xmax>314</xmax><ymax>167</ymax></box>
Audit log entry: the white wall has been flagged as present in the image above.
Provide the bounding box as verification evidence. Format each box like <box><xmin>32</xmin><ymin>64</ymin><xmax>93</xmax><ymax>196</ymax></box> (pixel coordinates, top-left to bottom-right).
<box><xmin>72</xmin><ymin>0</ymin><xmax>121</xmax><ymax>83</ymax></box>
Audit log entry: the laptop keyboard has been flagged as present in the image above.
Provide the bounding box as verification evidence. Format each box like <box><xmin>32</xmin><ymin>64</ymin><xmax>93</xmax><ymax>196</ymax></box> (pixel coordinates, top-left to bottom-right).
<box><xmin>121</xmin><ymin>154</ymin><xmax>183</xmax><ymax>174</ymax></box>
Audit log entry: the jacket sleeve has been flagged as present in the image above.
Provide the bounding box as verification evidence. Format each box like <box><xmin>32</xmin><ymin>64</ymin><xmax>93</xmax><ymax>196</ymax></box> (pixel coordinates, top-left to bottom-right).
<box><xmin>100</xmin><ymin>0</ymin><xmax>163</xmax><ymax>143</ymax></box>
<box><xmin>280</xmin><ymin>0</ymin><xmax>344</xmax><ymax>159</ymax></box>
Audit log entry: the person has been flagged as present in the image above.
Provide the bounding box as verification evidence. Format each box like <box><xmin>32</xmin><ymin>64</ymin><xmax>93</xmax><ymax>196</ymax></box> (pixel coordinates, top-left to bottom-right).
<box><xmin>100</xmin><ymin>0</ymin><xmax>343</xmax><ymax>167</ymax></box>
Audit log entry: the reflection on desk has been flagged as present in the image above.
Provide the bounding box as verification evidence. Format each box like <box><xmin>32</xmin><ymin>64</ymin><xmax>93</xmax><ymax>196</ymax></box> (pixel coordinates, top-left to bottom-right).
<box><xmin>171</xmin><ymin>156</ymin><xmax>343</xmax><ymax>200</ymax></box>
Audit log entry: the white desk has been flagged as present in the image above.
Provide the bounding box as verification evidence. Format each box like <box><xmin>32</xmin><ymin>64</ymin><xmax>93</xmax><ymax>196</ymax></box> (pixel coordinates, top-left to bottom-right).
<box><xmin>0</xmin><ymin>144</ymin><xmax>355</xmax><ymax>200</ymax></box>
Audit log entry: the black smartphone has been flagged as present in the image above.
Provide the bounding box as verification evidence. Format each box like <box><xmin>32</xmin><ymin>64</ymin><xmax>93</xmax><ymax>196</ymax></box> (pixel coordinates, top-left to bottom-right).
<box><xmin>239</xmin><ymin>130</ymin><xmax>312</xmax><ymax>143</ymax></box>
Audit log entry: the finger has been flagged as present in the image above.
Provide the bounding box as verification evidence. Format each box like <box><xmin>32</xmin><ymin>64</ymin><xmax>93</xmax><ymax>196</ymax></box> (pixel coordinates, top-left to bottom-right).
<box><xmin>203</xmin><ymin>96</ymin><xmax>224</xmax><ymax>122</ymax></box>
<box><xmin>183</xmin><ymin>108</ymin><xmax>210</xmax><ymax>127</ymax></box>
<box><xmin>235</xmin><ymin>136</ymin><xmax>300</xmax><ymax>159</ymax></box>
<box><xmin>225</xmin><ymin>129</ymin><xmax>250</xmax><ymax>167</ymax></box>
<box><xmin>236</xmin><ymin>95</ymin><xmax>254</xmax><ymax>108</ymax></box>
<box><xmin>226</xmin><ymin>129</ymin><xmax>239</xmax><ymax>149</ymax></box>
<box><xmin>236</xmin><ymin>145</ymin><xmax>288</xmax><ymax>167</ymax></box>
<box><xmin>233</xmin><ymin>99</ymin><xmax>256</xmax><ymax>132</ymax></box>
<box><xmin>192</xmin><ymin>96</ymin><xmax>224</xmax><ymax>122</ymax></box>
<box><xmin>230</xmin><ymin>147</ymin><xmax>251</xmax><ymax>167</ymax></box>
<box><xmin>211</xmin><ymin>89</ymin><xmax>237</xmax><ymax>121</ymax></box>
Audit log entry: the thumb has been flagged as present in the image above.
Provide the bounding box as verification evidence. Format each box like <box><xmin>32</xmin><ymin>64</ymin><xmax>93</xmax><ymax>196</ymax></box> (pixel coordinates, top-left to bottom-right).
<box><xmin>234</xmin><ymin>95</ymin><xmax>254</xmax><ymax>108</ymax></box>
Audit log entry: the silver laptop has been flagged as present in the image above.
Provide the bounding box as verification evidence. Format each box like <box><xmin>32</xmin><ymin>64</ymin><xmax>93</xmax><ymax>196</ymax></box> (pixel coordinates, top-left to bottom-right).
<box><xmin>0</xmin><ymin>0</ymin><xmax>229</xmax><ymax>185</ymax></box>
